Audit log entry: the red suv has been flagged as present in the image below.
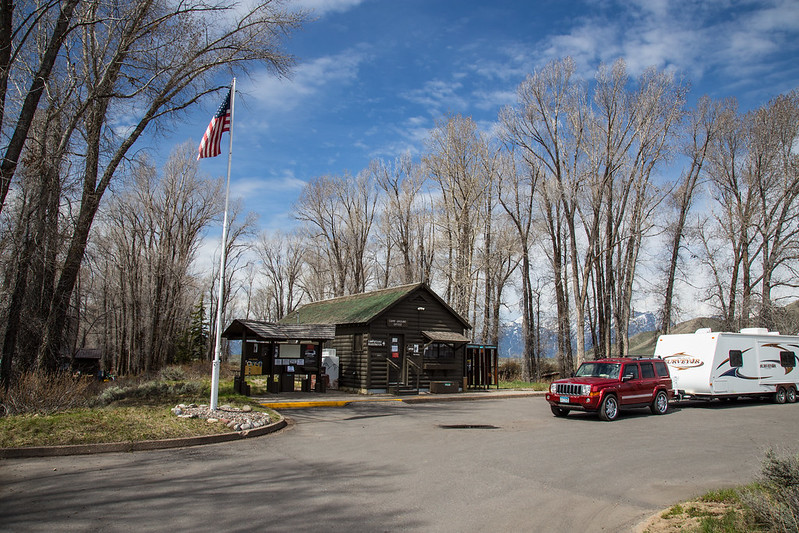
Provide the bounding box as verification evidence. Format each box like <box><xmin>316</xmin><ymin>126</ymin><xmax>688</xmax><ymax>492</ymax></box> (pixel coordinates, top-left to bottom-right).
<box><xmin>545</xmin><ymin>358</ymin><xmax>673</xmax><ymax>421</ymax></box>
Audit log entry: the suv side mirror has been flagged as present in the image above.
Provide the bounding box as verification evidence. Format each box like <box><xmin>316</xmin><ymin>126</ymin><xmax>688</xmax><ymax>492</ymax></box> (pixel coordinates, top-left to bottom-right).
<box><xmin>622</xmin><ymin>374</ymin><xmax>634</xmax><ymax>382</ymax></box>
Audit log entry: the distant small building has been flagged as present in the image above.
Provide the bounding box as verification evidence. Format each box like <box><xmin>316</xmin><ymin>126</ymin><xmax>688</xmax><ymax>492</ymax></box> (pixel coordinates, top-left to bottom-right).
<box><xmin>279</xmin><ymin>283</ymin><xmax>472</xmax><ymax>394</ymax></box>
<box><xmin>61</xmin><ymin>348</ymin><xmax>103</xmax><ymax>376</ymax></box>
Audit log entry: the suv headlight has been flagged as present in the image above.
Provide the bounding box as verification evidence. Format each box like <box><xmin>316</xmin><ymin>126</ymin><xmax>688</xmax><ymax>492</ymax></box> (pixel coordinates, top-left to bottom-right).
<box><xmin>550</xmin><ymin>383</ymin><xmax>558</xmax><ymax>394</ymax></box>
<box><xmin>582</xmin><ymin>384</ymin><xmax>591</xmax><ymax>396</ymax></box>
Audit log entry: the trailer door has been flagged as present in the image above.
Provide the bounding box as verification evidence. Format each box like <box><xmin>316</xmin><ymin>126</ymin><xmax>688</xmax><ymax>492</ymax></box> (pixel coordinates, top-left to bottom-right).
<box><xmin>721</xmin><ymin>341</ymin><xmax>760</xmax><ymax>394</ymax></box>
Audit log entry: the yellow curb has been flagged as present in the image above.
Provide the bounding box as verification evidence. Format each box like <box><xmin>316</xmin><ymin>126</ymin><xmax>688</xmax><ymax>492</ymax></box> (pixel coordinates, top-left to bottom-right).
<box><xmin>260</xmin><ymin>398</ymin><xmax>403</xmax><ymax>409</ymax></box>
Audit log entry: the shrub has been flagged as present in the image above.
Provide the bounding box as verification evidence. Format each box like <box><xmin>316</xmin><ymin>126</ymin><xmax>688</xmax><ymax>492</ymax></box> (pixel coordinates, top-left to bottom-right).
<box><xmin>0</xmin><ymin>371</ymin><xmax>95</xmax><ymax>416</ymax></box>
<box><xmin>739</xmin><ymin>449</ymin><xmax>799</xmax><ymax>532</ymax></box>
<box><xmin>159</xmin><ymin>366</ymin><xmax>187</xmax><ymax>381</ymax></box>
<box><xmin>96</xmin><ymin>380</ymin><xmax>203</xmax><ymax>406</ymax></box>
<box><xmin>498</xmin><ymin>359</ymin><xmax>523</xmax><ymax>381</ymax></box>
<box><xmin>158</xmin><ymin>361</ymin><xmax>236</xmax><ymax>381</ymax></box>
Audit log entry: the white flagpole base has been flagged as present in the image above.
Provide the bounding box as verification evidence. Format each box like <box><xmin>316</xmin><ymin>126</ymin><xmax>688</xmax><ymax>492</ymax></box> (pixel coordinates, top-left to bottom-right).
<box><xmin>210</xmin><ymin>359</ymin><xmax>221</xmax><ymax>410</ymax></box>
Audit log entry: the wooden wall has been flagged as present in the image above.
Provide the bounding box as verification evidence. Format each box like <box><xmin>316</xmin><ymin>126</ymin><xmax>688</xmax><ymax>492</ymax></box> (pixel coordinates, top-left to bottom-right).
<box><xmin>330</xmin><ymin>287</ymin><xmax>471</xmax><ymax>392</ymax></box>
<box><xmin>370</xmin><ymin>288</ymin><xmax>468</xmax><ymax>390</ymax></box>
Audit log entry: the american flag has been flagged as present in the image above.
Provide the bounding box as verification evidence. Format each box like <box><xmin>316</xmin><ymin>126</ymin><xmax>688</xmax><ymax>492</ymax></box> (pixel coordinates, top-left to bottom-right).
<box><xmin>197</xmin><ymin>89</ymin><xmax>232</xmax><ymax>159</ymax></box>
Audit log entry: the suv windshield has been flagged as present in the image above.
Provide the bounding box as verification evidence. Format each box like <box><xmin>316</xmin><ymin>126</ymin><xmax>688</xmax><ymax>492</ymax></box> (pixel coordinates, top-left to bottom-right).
<box><xmin>575</xmin><ymin>362</ymin><xmax>621</xmax><ymax>379</ymax></box>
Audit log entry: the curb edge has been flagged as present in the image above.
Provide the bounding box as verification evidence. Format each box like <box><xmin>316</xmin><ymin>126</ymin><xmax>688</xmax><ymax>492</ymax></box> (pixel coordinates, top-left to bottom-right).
<box><xmin>0</xmin><ymin>419</ymin><xmax>287</xmax><ymax>459</ymax></box>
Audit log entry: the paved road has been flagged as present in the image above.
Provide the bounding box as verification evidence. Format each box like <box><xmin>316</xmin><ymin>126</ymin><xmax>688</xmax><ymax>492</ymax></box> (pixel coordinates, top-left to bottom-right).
<box><xmin>2</xmin><ymin>397</ymin><xmax>796</xmax><ymax>532</ymax></box>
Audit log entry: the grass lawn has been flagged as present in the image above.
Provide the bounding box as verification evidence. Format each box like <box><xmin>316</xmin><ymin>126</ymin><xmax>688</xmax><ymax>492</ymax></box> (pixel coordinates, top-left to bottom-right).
<box><xmin>0</xmin><ymin>406</ymin><xmax>234</xmax><ymax>448</ymax></box>
<box><xmin>498</xmin><ymin>380</ymin><xmax>549</xmax><ymax>391</ymax></box>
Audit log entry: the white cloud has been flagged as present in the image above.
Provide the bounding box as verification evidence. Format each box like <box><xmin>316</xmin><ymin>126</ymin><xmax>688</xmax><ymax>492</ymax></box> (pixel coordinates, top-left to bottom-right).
<box><xmin>472</xmin><ymin>88</ymin><xmax>516</xmax><ymax>112</ymax></box>
<box><xmin>542</xmin><ymin>24</ymin><xmax>620</xmax><ymax>75</ymax></box>
<box><xmin>240</xmin><ymin>48</ymin><xmax>370</xmax><ymax>115</ymax></box>
<box><xmin>293</xmin><ymin>0</ymin><xmax>367</xmax><ymax>16</ymax></box>
<box><xmin>231</xmin><ymin>173</ymin><xmax>306</xmax><ymax>200</ymax></box>
<box><xmin>401</xmin><ymin>79</ymin><xmax>468</xmax><ymax>115</ymax></box>
<box><xmin>533</xmin><ymin>0</ymin><xmax>799</xmax><ymax>93</ymax></box>
<box><xmin>365</xmin><ymin>115</ymin><xmax>433</xmax><ymax>161</ymax></box>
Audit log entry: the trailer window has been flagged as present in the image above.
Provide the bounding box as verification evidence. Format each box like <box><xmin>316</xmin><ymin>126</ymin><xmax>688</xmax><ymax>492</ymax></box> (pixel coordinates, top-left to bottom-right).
<box><xmin>729</xmin><ymin>350</ymin><xmax>743</xmax><ymax>368</ymax></box>
<box><xmin>780</xmin><ymin>351</ymin><xmax>796</xmax><ymax>368</ymax></box>
<box><xmin>654</xmin><ymin>361</ymin><xmax>669</xmax><ymax>377</ymax></box>
<box><xmin>640</xmin><ymin>362</ymin><xmax>655</xmax><ymax>378</ymax></box>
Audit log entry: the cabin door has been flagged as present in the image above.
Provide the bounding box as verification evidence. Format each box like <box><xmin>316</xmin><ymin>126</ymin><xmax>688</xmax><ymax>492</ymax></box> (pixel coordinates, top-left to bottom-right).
<box><xmin>388</xmin><ymin>334</ymin><xmax>405</xmax><ymax>384</ymax></box>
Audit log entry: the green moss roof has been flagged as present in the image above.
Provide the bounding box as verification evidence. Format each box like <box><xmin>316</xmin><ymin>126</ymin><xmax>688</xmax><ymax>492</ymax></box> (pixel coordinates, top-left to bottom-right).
<box><xmin>279</xmin><ymin>283</ymin><xmax>424</xmax><ymax>326</ymax></box>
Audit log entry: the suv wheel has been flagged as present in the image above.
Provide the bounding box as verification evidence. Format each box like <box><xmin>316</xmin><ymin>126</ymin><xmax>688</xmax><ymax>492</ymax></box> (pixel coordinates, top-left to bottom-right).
<box><xmin>787</xmin><ymin>387</ymin><xmax>797</xmax><ymax>404</ymax></box>
<box><xmin>550</xmin><ymin>405</ymin><xmax>569</xmax><ymax>417</ymax></box>
<box><xmin>599</xmin><ymin>394</ymin><xmax>619</xmax><ymax>421</ymax></box>
<box><xmin>650</xmin><ymin>390</ymin><xmax>669</xmax><ymax>415</ymax></box>
<box><xmin>775</xmin><ymin>387</ymin><xmax>787</xmax><ymax>404</ymax></box>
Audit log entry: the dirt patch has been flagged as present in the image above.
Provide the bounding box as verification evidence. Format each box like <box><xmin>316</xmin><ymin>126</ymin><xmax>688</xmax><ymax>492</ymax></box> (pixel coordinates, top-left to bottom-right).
<box><xmin>636</xmin><ymin>499</ymin><xmax>744</xmax><ymax>533</ymax></box>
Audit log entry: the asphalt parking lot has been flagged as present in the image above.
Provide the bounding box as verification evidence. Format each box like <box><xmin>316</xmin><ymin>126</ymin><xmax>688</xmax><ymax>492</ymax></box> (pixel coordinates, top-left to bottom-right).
<box><xmin>2</xmin><ymin>396</ymin><xmax>796</xmax><ymax>532</ymax></box>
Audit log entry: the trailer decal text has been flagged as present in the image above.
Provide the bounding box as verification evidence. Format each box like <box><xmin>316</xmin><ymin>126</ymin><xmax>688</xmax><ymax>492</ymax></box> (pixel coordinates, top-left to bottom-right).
<box><xmin>663</xmin><ymin>354</ymin><xmax>704</xmax><ymax>370</ymax></box>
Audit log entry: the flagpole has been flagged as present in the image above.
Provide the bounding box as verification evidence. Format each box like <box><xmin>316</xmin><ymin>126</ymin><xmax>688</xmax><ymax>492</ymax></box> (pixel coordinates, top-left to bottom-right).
<box><xmin>210</xmin><ymin>78</ymin><xmax>236</xmax><ymax>411</ymax></box>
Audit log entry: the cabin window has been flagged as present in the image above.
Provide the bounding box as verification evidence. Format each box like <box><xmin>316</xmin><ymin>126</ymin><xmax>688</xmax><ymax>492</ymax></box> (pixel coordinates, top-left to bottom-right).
<box><xmin>729</xmin><ymin>350</ymin><xmax>743</xmax><ymax>368</ymax></box>
<box><xmin>353</xmin><ymin>333</ymin><xmax>363</xmax><ymax>353</ymax></box>
<box><xmin>655</xmin><ymin>361</ymin><xmax>669</xmax><ymax>377</ymax></box>
<box><xmin>424</xmin><ymin>343</ymin><xmax>454</xmax><ymax>360</ymax></box>
<box><xmin>780</xmin><ymin>351</ymin><xmax>796</xmax><ymax>368</ymax></box>
<box><xmin>640</xmin><ymin>362</ymin><xmax>656</xmax><ymax>379</ymax></box>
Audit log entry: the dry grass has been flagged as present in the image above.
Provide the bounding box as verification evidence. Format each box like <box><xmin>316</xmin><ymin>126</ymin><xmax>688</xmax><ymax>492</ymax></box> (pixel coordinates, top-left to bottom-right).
<box><xmin>641</xmin><ymin>496</ymin><xmax>754</xmax><ymax>533</ymax></box>
<box><xmin>0</xmin><ymin>371</ymin><xmax>97</xmax><ymax>415</ymax></box>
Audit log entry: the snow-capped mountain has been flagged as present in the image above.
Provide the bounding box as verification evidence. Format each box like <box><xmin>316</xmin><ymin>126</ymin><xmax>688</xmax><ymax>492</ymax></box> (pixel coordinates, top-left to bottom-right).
<box><xmin>497</xmin><ymin>311</ymin><xmax>658</xmax><ymax>359</ymax></box>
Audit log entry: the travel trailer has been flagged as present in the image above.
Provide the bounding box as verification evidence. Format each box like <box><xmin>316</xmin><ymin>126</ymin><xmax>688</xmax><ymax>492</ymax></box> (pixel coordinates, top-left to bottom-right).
<box><xmin>653</xmin><ymin>328</ymin><xmax>799</xmax><ymax>403</ymax></box>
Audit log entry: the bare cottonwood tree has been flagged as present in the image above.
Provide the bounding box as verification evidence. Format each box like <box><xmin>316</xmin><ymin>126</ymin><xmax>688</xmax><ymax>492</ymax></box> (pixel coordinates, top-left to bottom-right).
<box><xmin>255</xmin><ymin>229</ymin><xmax>304</xmax><ymax>320</ymax></box>
<box><xmin>295</xmin><ymin>175</ymin><xmax>347</xmax><ymax>297</ymax></box>
<box><xmin>6</xmin><ymin>0</ymin><xmax>304</xmax><ymax>374</ymax></box>
<box><xmin>371</xmin><ymin>155</ymin><xmax>432</xmax><ymax>286</ymax></box>
<box><xmin>424</xmin><ymin>114</ymin><xmax>492</xmax><ymax>319</ymax></box>
<box><xmin>294</xmin><ymin>171</ymin><xmax>378</xmax><ymax>297</ymax></box>
<box><xmin>0</xmin><ymin>0</ymin><xmax>81</xmax><ymax>216</ymax></box>
<box><xmin>700</xmin><ymin>93</ymin><xmax>799</xmax><ymax>330</ymax></box>
<box><xmin>496</xmin><ymin>148</ymin><xmax>540</xmax><ymax>377</ymax></box>
<box><xmin>704</xmin><ymin>103</ymin><xmax>759</xmax><ymax>329</ymax></box>
<box><xmin>501</xmin><ymin>57</ymin><xmax>583</xmax><ymax>373</ymax></box>
<box><xmin>658</xmin><ymin>96</ymin><xmax>729</xmax><ymax>333</ymax></box>
<box><xmin>750</xmin><ymin>91</ymin><xmax>799</xmax><ymax>328</ymax></box>
<box><xmin>92</xmin><ymin>143</ymin><xmax>221</xmax><ymax>374</ymax></box>
<box><xmin>594</xmin><ymin>64</ymin><xmax>685</xmax><ymax>356</ymax></box>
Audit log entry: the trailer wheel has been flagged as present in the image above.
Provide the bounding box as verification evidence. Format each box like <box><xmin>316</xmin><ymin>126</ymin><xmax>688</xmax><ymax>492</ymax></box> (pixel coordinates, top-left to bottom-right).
<box><xmin>599</xmin><ymin>394</ymin><xmax>619</xmax><ymax>421</ymax></box>
<box><xmin>650</xmin><ymin>390</ymin><xmax>669</xmax><ymax>415</ymax></box>
<box><xmin>786</xmin><ymin>387</ymin><xmax>796</xmax><ymax>404</ymax></box>
<box><xmin>550</xmin><ymin>405</ymin><xmax>569</xmax><ymax>417</ymax></box>
<box><xmin>774</xmin><ymin>387</ymin><xmax>787</xmax><ymax>404</ymax></box>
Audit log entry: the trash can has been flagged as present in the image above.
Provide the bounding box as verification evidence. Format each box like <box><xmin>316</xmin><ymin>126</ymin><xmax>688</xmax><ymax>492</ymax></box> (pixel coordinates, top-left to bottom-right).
<box><xmin>280</xmin><ymin>373</ymin><xmax>294</xmax><ymax>392</ymax></box>
<box><xmin>267</xmin><ymin>374</ymin><xmax>280</xmax><ymax>393</ymax></box>
<box><xmin>234</xmin><ymin>376</ymin><xmax>251</xmax><ymax>396</ymax></box>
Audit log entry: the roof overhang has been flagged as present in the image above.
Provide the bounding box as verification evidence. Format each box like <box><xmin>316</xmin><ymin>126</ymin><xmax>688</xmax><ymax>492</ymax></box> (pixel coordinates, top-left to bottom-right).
<box><xmin>222</xmin><ymin>320</ymin><xmax>336</xmax><ymax>342</ymax></box>
<box><xmin>421</xmin><ymin>330</ymin><xmax>471</xmax><ymax>346</ymax></box>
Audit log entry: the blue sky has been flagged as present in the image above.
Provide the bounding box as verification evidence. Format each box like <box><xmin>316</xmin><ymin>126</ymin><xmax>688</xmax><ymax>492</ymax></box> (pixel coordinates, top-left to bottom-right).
<box><xmin>177</xmin><ymin>0</ymin><xmax>799</xmax><ymax>231</ymax></box>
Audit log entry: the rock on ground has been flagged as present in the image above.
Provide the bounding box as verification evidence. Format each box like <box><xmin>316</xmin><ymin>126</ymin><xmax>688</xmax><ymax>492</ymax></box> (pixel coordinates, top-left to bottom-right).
<box><xmin>171</xmin><ymin>404</ymin><xmax>272</xmax><ymax>432</ymax></box>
